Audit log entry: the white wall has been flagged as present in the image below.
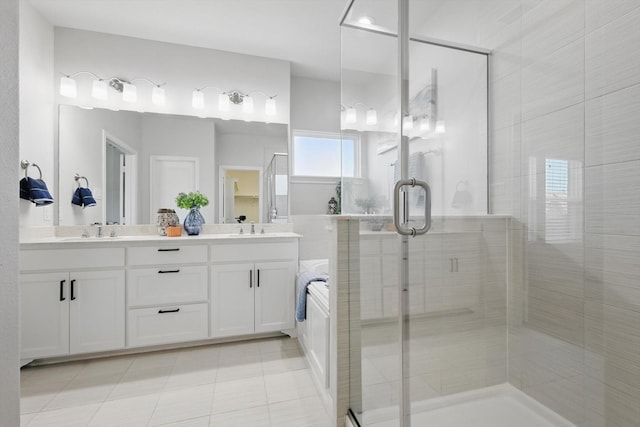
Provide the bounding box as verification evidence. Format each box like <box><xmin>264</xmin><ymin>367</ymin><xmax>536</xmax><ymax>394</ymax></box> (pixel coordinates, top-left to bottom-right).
<box><xmin>290</xmin><ymin>77</ymin><xmax>341</xmax><ymax>215</ymax></box>
<box><xmin>19</xmin><ymin>1</ymin><xmax>54</xmax><ymax>228</ymax></box>
<box><xmin>0</xmin><ymin>0</ymin><xmax>20</xmax><ymax>422</ymax></box>
<box><xmin>54</xmin><ymin>28</ymin><xmax>290</xmax><ymax>124</ymax></box>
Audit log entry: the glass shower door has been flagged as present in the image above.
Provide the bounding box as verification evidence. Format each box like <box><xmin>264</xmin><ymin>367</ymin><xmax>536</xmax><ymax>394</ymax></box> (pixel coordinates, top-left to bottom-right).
<box><xmin>341</xmin><ymin>1</ymin><xmax>490</xmax><ymax>425</ymax></box>
<box><xmin>402</xmin><ymin>34</ymin><xmax>490</xmax><ymax>427</ymax></box>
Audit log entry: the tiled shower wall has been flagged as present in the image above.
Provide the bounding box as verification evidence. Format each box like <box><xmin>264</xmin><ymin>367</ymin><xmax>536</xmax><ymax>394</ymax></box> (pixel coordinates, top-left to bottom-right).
<box><xmin>489</xmin><ymin>1</ymin><xmax>640</xmax><ymax>425</ymax></box>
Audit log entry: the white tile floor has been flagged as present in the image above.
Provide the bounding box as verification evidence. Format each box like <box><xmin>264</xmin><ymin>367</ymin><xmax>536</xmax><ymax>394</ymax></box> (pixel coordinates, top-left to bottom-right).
<box><xmin>20</xmin><ymin>337</ymin><xmax>332</xmax><ymax>427</ymax></box>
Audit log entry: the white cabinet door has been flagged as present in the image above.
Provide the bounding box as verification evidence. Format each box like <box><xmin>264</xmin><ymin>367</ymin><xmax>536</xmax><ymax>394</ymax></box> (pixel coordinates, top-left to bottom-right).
<box><xmin>307</xmin><ymin>293</ymin><xmax>330</xmax><ymax>389</ymax></box>
<box><xmin>254</xmin><ymin>261</ymin><xmax>296</xmax><ymax>333</ymax></box>
<box><xmin>20</xmin><ymin>272</ymin><xmax>70</xmax><ymax>360</ymax></box>
<box><xmin>69</xmin><ymin>270</ymin><xmax>125</xmax><ymax>354</ymax></box>
<box><xmin>210</xmin><ymin>263</ymin><xmax>255</xmax><ymax>338</ymax></box>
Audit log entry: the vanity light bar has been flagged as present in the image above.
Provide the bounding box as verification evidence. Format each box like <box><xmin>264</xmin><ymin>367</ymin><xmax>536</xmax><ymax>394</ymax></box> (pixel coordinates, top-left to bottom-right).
<box><xmin>59</xmin><ymin>72</ymin><xmax>166</xmax><ymax>106</ymax></box>
<box><xmin>192</xmin><ymin>87</ymin><xmax>278</xmax><ymax>117</ymax></box>
<box><xmin>60</xmin><ymin>72</ymin><xmax>278</xmax><ymax>117</ymax></box>
<box><xmin>341</xmin><ymin>102</ymin><xmax>378</xmax><ymax>126</ymax></box>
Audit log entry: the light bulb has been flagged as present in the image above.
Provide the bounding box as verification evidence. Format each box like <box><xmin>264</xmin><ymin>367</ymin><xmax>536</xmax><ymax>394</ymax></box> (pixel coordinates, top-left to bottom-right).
<box><xmin>420</xmin><ymin>117</ymin><xmax>430</xmax><ymax>132</ymax></box>
<box><xmin>218</xmin><ymin>93</ymin><xmax>230</xmax><ymax>111</ymax></box>
<box><xmin>92</xmin><ymin>79</ymin><xmax>108</xmax><ymax>100</ymax></box>
<box><xmin>402</xmin><ymin>115</ymin><xmax>414</xmax><ymax>131</ymax></box>
<box><xmin>345</xmin><ymin>107</ymin><xmax>357</xmax><ymax>124</ymax></box>
<box><xmin>435</xmin><ymin>120</ymin><xmax>446</xmax><ymax>134</ymax></box>
<box><xmin>122</xmin><ymin>83</ymin><xmax>137</xmax><ymax>103</ymax></box>
<box><xmin>192</xmin><ymin>90</ymin><xmax>204</xmax><ymax>109</ymax></box>
<box><xmin>242</xmin><ymin>95</ymin><xmax>254</xmax><ymax>114</ymax></box>
<box><xmin>358</xmin><ymin>16</ymin><xmax>374</xmax><ymax>25</ymax></box>
<box><xmin>265</xmin><ymin>97</ymin><xmax>277</xmax><ymax>116</ymax></box>
<box><xmin>60</xmin><ymin>76</ymin><xmax>77</xmax><ymax>98</ymax></box>
<box><xmin>152</xmin><ymin>86</ymin><xmax>165</xmax><ymax>106</ymax></box>
<box><xmin>366</xmin><ymin>108</ymin><xmax>377</xmax><ymax>125</ymax></box>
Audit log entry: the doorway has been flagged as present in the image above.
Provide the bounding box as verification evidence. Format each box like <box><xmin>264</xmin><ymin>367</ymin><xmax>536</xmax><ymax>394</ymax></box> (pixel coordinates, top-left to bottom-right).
<box><xmin>219</xmin><ymin>166</ymin><xmax>263</xmax><ymax>224</ymax></box>
<box><xmin>103</xmin><ymin>131</ymin><xmax>137</xmax><ymax>225</ymax></box>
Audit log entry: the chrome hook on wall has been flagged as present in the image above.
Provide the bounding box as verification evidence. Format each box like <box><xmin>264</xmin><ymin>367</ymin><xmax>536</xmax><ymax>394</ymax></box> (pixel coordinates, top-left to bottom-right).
<box><xmin>74</xmin><ymin>173</ymin><xmax>89</xmax><ymax>188</ymax></box>
<box><xmin>20</xmin><ymin>160</ymin><xmax>42</xmax><ymax>179</ymax></box>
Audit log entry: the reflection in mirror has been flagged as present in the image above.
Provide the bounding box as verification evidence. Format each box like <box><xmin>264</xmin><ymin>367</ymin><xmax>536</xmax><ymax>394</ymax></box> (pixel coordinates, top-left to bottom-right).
<box><xmin>58</xmin><ymin>105</ymin><xmax>288</xmax><ymax>225</ymax></box>
<box><xmin>266</xmin><ymin>153</ymin><xmax>288</xmax><ymax>222</ymax></box>
<box><xmin>219</xmin><ymin>167</ymin><xmax>261</xmax><ymax>224</ymax></box>
<box><xmin>105</xmin><ymin>135</ymin><xmax>136</xmax><ymax>225</ymax></box>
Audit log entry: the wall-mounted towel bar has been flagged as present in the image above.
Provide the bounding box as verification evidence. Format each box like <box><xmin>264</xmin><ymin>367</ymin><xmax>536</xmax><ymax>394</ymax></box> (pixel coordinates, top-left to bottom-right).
<box><xmin>21</xmin><ymin>160</ymin><xmax>42</xmax><ymax>179</ymax></box>
<box><xmin>74</xmin><ymin>174</ymin><xmax>89</xmax><ymax>188</ymax></box>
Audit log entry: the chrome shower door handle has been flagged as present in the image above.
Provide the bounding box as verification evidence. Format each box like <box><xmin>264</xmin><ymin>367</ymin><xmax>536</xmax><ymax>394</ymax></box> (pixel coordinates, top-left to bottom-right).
<box><xmin>393</xmin><ymin>178</ymin><xmax>432</xmax><ymax>237</ymax></box>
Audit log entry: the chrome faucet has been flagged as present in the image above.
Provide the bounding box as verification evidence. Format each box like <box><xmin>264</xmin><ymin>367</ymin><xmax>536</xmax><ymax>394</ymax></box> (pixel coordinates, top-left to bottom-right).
<box><xmin>92</xmin><ymin>222</ymin><xmax>103</xmax><ymax>238</ymax></box>
<box><xmin>250</xmin><ymin>221</ymin><xmax>255</xmax><ymax>234</ymax></box>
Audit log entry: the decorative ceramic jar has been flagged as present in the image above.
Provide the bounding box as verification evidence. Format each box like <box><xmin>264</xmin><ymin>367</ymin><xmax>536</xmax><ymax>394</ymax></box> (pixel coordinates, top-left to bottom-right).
<box><xmin>157</xmin><ymin>208</ymin><xmax>180</xmax><ymax>236</ymax></box>
<box><xmin>328</xmin><ymin>197</ymin><xmax>338</xmax><ymax>214</ymax></box>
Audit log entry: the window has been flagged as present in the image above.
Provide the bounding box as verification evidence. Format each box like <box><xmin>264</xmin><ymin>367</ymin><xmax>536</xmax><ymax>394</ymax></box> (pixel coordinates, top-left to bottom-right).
<box><xmin>292</xmin><ymin>131</ymin><xmax>359</xmax><ymax>178</ymax></box>
<box><xmin>544</xmin><ymin>158</ymin><xmax>582</xmax><ymax>243</ymax></box>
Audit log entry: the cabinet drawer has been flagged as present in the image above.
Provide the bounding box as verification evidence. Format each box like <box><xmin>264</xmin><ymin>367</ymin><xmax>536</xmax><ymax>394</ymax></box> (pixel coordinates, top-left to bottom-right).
<box><xmin>127</xmin><ymin>266</ymin><xmax>208</xmax><ymax>307</ymax></box>
<box><xmin>210</xmin><ymin>241</ymin><xmax>297</xmax><ymax>263</ymax></box>
<box><xmin>20</xmin><ymin>248</ymin><xmax>124</xmax><ymax>271</ymax></box>
<box><xmin>127</xmin><ymin>245</ymin><xmax>207</xmax><ymax>266</ymax></box>
<box><xmin>127</xmin><ymin>303</ymin><xmax>208</xmax><ymax>348</ymax></box>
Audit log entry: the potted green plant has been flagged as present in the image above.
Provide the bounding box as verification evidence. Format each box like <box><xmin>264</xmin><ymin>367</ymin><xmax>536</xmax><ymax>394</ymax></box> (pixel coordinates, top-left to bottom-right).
<box><xmin>176</xmin><ymin>191</ymin><xmax>209</xmax><ymax>235</ymax></box>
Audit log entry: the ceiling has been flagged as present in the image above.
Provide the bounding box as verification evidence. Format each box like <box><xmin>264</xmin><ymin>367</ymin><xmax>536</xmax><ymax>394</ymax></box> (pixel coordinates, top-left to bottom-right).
<box><xmin>28</xmin><ymin>0</ymin><xmax>348</xmax><ymax>81</ymax></box>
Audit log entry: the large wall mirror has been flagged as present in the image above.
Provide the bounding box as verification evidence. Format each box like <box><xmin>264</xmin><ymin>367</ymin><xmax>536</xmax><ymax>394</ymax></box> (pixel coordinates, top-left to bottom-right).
<box><xmin>58</xmin><ymin>105</ymin><xmax>288</xmax><ymax>226</ymax></box>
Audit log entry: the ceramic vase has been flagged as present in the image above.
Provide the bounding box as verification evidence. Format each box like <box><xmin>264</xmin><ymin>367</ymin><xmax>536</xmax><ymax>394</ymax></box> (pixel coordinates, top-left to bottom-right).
<box><xmin>184</xmin><ymin>207</ymin><xmax>205</xmax><ymax>235</ymax></box>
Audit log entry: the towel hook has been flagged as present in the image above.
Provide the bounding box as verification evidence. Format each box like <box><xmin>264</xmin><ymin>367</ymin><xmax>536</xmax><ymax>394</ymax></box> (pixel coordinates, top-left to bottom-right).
<box><xmin>20</xmin><ymin>160</ymin><xmax>42</xmax><ymax>180</ymax></box>
<box><xmin>74</xmin><ymin>173</ymin><xmax>89</xmax><ymax>188</ymax></box>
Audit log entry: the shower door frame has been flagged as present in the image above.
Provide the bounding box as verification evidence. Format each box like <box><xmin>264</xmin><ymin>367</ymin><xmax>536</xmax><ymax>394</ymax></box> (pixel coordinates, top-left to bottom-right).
<box><xmin>340</xmin><ymin>1</ymin><xmax>491</xmax><ymax>426</ymax></box>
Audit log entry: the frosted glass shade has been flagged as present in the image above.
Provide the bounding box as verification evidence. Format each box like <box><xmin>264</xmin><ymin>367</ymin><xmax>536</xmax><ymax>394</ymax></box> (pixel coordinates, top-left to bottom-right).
<box><xmin>435</xmin><ymin>120</ymin><xmax>446</xmax><ymax>134</ymax></box>
<box><xmin>192</xmin><ymin>90</ymin><xmax>204</xmax><ymax>109</ymax></box>
<box><xmin>345</xmin><ymin>107</ymin><xmax>357</xmax><ymax>124</ymax></box>
<box><xmin>60</xmin><ymin>76</ymin><xmax>77</xmax><ymax>98</ymax></box>
<box><xmin>92</xmin><ymin>79</ymin><xmax>108</xmax><ymax>100</ymax></box>
<box><xmin>242</xmin><ymin>95</ymin><xmax>254</xmax><ymax>113</ymax></box>
<box><xmin>265</xmin><ymin>97</ymin><xmax>277</xmax><ymax>116</ymax></box>
<box><xmin>420</xmin><ymin>118</ymin><xmax>430</xmax><ymax>132</ymax></box>
<box><xmin>122</xmin><ymin>83</ymin><xmax>137</xmax><ymax>103</ymax></box>
<box><xmin>152</xmin><ymin>86</ymin><xmax>165</xmax><ymax>106</ymax></box>
<box><xmin>402</xmin><ymin>115</ymin><xmax>414</xmax><ymax>131</ymax></box>
<box><xmin>366</xmin><ymin>108</ymin><xmax>377</xmax><ymax>125</ymax></box>
<box><xmin>218</xmin><ymin>93</ymin><xmax>230</xmax><ymax>111</ymax></box>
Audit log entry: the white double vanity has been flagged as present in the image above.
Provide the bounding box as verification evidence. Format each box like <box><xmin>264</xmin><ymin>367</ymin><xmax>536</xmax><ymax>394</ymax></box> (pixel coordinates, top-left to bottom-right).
<box><xmin>19</xmin><ymin>232</ymin><xmax>299</xmax><ymax>365</ymax></box>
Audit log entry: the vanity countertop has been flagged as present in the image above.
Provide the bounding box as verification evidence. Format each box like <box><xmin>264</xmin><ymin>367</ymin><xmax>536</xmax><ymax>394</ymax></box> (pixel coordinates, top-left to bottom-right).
<box><xmin>20</xmin><ymin>232</ymin><xmax>302</xmax><ymax>248</ymax></box>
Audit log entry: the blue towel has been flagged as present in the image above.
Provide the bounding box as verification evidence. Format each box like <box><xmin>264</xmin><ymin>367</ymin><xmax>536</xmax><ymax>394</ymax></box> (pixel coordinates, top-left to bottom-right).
<box><xmin>19</xmin><ymin>178</ymin><xmax>31</xmax><ymax>201</ymax></box>
<box><xmin>72</xmin><ymin>187</ymin><xmax>83</xmax><ymax>206</ymax></box>
<box><xmin>72</xmin><ymin>187</ymin><xmax>97</xmax><ymax>208</ymax></box>
<box><xmin>79</xmin><ymin>187</ymin><xmax>97</xmax><ymax>208</ymax></box>
<box><xmin>20</xmin><ymin>177</ymin><xmax>54</xmax><ymax>206</ymax></box>
<box><xmin>296</xmin><ymin>271</ymin><xmax>329</xmax><ymax>322</ymax></box>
